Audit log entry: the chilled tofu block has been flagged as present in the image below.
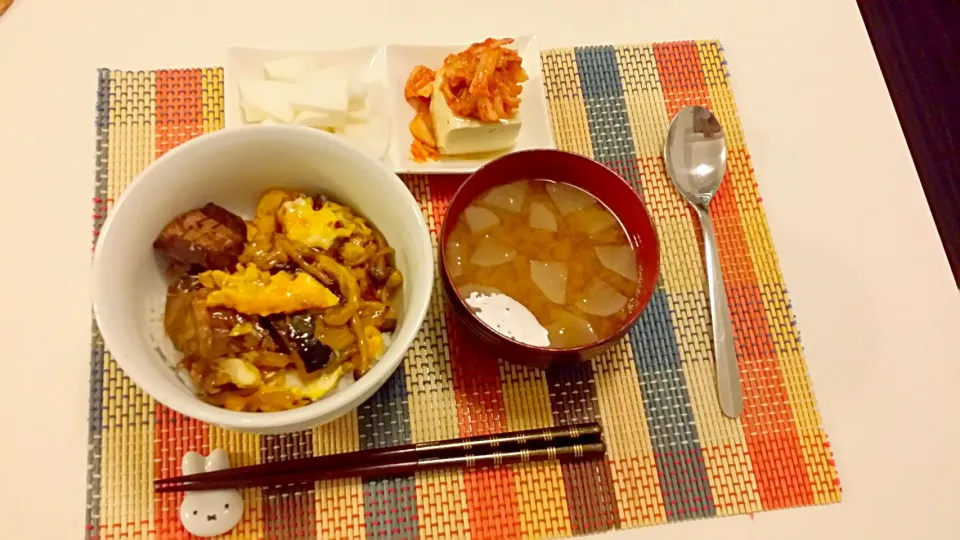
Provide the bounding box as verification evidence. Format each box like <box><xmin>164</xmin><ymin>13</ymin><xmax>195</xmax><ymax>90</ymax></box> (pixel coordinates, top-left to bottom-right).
<box><xmin>291</xmin><ymin>65</ymin><xmax>349</xmax><ymax>126</ymax></box>
<box><xmin>264</xmin><ymin>55</ymin><xmax>312</xmax><ymax>82</ymax></box>
<box><xmin>239</xmin><ymin>79</ymin><xmax>296</xmax><ymax>122</ymax></box>
<box><xmin>429</xmin><ymin>74</ymin><xmax>522</xmax><ymax>155</ymax></box>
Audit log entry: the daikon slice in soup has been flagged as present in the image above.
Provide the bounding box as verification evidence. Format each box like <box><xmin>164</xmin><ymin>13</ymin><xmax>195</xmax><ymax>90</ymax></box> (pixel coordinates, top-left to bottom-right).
<box><xmin>445</xmin><ymin>179</ymin><xmax>640</xmax><ymax>348</ymax></box>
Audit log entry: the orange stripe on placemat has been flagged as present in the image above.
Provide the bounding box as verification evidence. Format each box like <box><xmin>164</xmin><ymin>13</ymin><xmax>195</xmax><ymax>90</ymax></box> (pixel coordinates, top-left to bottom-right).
<box><xmin>452</xmin><ymin>339</ymin><xmax>520</xmax><ymax>540</ymax></box>
<box><xmin>152</xmin><ymin>405</ymin><xmax>209</xmax><ymax>539</ymax></box>
<box><xmin>709</xmin><ymin>167</ymin><xmax>814</xmax><ymax>509</ymax></box>
<box><xmin>445</xmin><ymin>293</ymin><xmax>522</xmax><ymax>539</ymax></box>
<box><xmin>709</xmin><ymin>174</ymin><xmax>761</xmax><ymax>287</ymax></box>
<box><xmin>154</xmin><ymin>69</ymin><xmax>205</xmax><ymax>158</ymax></box>
<box><xmin>734</xmin><ymin>284</ymin><xmax>815</xmax><ymax>510</ymax></box>
<box><xmin>404</xmin><ymin>175</ymin><xmax>473</xmax><ymax>538</ymax></box>
<box><xmin>653</xmin><ymin>42</ymin><xmax>713</xmax><ymax>119</ymax></box>
<box><xmin>426</xmin><ymin>175</ymin><xmax>521</xmax><ymax>538</ymax></box>
<box><xmin>742</xmin><ymin>430</ymin><xmax>814</xmax><ymax>509</ymax></box>
<box><xmin>722</xmin><ymin>252</ymin><xmax>815</xmax><ymax>506</ymax></box>
<box><xmin>150</xmin><ymin>70</ymin><xmax>213</xmax><ymax>539</ymax></box>
<box><xmin>654</xmin><ymin>42</ymin><xmax>814</xmax><ymax>511</ymax></box>
<box><xmin>421</xmin><ymin>174</ymin><xmax>464</xmax><ymax>224</ymax></box>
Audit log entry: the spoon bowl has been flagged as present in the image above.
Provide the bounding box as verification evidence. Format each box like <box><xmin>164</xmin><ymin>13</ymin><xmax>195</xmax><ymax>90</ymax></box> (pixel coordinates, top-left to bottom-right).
<box><xmin>665</xmin><ymin>106</ymin><xmax>728</xmax><ymax>209</ymax></box>
<box><xmin>664</xmin><ymin>106</ymin><xmax>743</xmax><ymax>418</ymax></box>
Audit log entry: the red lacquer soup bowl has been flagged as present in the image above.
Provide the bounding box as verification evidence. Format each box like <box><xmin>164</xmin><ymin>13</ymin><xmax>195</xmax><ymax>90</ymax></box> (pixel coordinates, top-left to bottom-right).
<box><xmin>439</xmin><ymin>149</ymin><xmax>660</xmax><ymax>368</ymax></box>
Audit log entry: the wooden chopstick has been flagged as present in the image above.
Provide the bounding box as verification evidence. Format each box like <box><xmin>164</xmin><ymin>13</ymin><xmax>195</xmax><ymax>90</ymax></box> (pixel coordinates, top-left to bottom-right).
<box><xmin>155</xmin><ymin>422</ymin><xmax>600</xmax><ymax>487</ymax></box>
<box><xmin>155</xmin><ymin>422</ymin><xmax>602</xmax><ymax>492</ymax></box>
<box><xmin>156</xmin><ymin>440</ymin><xmax>606</xmax><ymax>493</ymax></box>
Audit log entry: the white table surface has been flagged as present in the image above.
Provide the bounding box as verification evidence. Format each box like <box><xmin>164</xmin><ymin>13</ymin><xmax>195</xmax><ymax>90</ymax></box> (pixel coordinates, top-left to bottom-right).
<box><xmin>1</xmin><ymin>0</ymin><xmax>958</xmax><ymax>538</ymax></box>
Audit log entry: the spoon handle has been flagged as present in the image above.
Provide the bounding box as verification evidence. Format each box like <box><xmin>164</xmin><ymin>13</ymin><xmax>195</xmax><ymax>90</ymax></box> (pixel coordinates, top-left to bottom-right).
<box><xmin>697</xmin><ymin>208</ymin><xmax>743</xmax><ymax>418</ymax></box>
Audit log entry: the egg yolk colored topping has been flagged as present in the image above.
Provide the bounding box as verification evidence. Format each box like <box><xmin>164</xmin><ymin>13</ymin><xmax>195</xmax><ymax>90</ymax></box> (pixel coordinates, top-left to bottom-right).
<box><xmin>297</xmin><ymin>362</ymin><xmax>354</xmax><ymax>401</ymax></box>
<box><xmin>365</xmin><ymin>326</ymin><xmax>384</xmax><ymax>359</ymax></box>
<box><xmin>279</xmin><ymin>198</ymin><xmax>371</xmax><ymax>250</ymax></box>
<box><xmin>200</xmin><ymin>263</ymin><xmax>340</xmax><ymax>316</ymax></box>
<box><xmin>214</xmin><ymin>357</ymin><xmax>262</xmax><ymax>388</ymax></box>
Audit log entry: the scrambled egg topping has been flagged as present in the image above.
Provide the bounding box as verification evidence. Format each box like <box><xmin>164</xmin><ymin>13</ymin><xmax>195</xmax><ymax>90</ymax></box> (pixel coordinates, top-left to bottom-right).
<box><xmin>281</xmin><ymin>362</ymin><xmax>355</xmax><ymax>401</ymax></box>
<box><xmin>279</xmin><ymin>198</ymin><xmax>371</xmax><ymax>250</ymax></box>
<box><xmin>365</xmin><ymin>326</ymin><xmax>384</xmax><ymax>358</ymax></box>
<box><xmin>200</xmin><ymin>263</ymin><xmax>339</xmax><ymax>316</ymax></box>
<box><xmin>340</xmin><ymin>241</ymin><xmax>367</xmax><ymax>265</ymax></box>
<box><xmin>228</xmin><ymin>322</ymin><xmax>255</xmax><ymax>336</ymax></box>
<box><xmin>215</xmin><ymin>357</ymin><xmax>262</xmax><ymax>388</ymax></box>
<box><xmin>214</xmin><ymin>357</ymin><xmax>353</xmax><ymax>403</ymax></box>
<box><xmin>252</xmin><ymin>190</ymin><xmax>292</xmax><ymax>238</ymax></box>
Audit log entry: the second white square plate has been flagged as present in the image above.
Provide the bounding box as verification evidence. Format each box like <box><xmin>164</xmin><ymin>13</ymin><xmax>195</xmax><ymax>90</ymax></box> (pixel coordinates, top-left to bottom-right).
<box><xmin>385</xmin><ymin>35</ymin><xmax>555</xmax><ymax>174</ymax></box>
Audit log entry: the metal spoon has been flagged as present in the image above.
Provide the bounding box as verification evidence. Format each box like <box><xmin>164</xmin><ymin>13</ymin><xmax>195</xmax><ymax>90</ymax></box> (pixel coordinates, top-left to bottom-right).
<box><xmin>664</xmin><ymin>106</ymin><xmax>743</xmax><ymax>418</ymax></box>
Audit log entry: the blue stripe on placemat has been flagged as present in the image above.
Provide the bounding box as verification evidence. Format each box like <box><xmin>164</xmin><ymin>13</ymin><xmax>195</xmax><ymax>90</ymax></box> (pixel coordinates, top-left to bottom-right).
<box><xmin>358</xmin><ymin>367</ymin><xmax>418</xmax><ymax>538</ymax></box>
<box><xmin>260</xmin><ymin>431</ymin><xmax>318</xmax><ymax>539</ymax></box>
<box><xmin>92</xmin><ymin>69</ymin><xmax>110</xmax><ymax>238</ymax></box>
<box><xmin>628</xmin><ymin>287</ymin><xmax>715</xmax><ymax>521</ymax></box>
<box><xmin>573</xmin><ymin>45</ymin><xmax>712</xmax><ymax>519</ymax></box>
<box><xmin>85</xmin><ymin>68</ymin><xmax>111</xmax><ymax>540</ymax></box>
<box><xmin>574</xmin><ymin>48</ymin><xmax>714</xmax><ymax>519</ymax></box>
<box><xmin>574</xmin><ymin>46</ymin><xmax>643</xmax><ymax>192</ymax></box>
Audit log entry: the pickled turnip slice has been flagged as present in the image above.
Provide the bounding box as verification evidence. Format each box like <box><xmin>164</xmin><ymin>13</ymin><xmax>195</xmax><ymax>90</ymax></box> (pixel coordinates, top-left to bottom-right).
<box><xmin>576</xmin><ymin>279</ymin><xmax>629</xmax><ymax>316</ymax></box>
<box><xmin>470</xmin><ymin>237</ymin><xmax>516</xmax><ymax>266</ymax></box>
<box><xmin>546</xmin><ymin>309</ymin><xmax>598</xmax><ymax>348</ymax></box>
<box><xmin>464</xmin><ymin>205</ymin><xmax>500</xmax><ymax>233</ymax></box>
<box><xmin>595</xmin><ymin>245</ymin><xmax>638</xmax><ymax>282</ymax></box>
<box><xmin>530</xmin><ymin>261</ymin><xmax>568</xmax><ymax>304</ymax></box>
<box><xmin>528</xmin><ymin>202</ymin><xmax>558</xmax><ymax>232</ymax></box>
<box><xmin>483</xmin><ymin>181</ymin><xmax>527</xmax><ymax>213</ymax></box>
<box><xmin>546</xmin><ymin>182</ymin><xmax>597</xmax><ymax>215</ymax></box>
<box><xmin>573</xmin><ymin>206</ymin><xmax>618</xmax><ymax>235</ymax></box>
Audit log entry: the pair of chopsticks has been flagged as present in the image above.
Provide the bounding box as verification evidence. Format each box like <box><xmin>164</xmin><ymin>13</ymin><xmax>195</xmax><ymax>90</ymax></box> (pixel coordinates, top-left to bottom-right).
<box><xmin>155</xmin><ymin>422</ymin><xmax>604</xmax><ymax>493</ymax></box>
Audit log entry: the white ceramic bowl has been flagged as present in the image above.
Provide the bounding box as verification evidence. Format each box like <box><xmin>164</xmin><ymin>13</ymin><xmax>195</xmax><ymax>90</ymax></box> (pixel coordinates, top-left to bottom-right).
<box><xmin>92</xmin><ymin>125</ymin><xmax>433</xmax><ymax>434</ymax></box>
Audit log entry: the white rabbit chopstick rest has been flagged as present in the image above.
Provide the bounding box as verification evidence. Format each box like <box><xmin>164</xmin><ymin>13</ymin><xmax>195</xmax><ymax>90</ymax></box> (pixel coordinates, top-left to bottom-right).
<box><xmin>179</xmin><ymin>449</ymin><xmax>244</xmax><ymax>537</ymax></box>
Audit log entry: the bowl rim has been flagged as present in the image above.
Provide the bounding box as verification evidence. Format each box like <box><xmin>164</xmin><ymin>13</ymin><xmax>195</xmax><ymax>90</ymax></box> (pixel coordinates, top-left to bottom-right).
<box><xmin>91</xmin><ymin>125</ymin><xmax>434</xmax><ymax>430</ymax></box>
<box><xmin>438</xmin><ymin>148</ymin><xmax>661</xmax><ymax>355</ymax></box>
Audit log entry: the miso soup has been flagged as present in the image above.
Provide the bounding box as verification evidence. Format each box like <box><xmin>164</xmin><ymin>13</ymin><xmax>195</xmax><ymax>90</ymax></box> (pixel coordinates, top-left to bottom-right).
<box><xmin>445</xmin><ymin>180</ymin><xmax>640</xmax><ymax>348</ymax></box>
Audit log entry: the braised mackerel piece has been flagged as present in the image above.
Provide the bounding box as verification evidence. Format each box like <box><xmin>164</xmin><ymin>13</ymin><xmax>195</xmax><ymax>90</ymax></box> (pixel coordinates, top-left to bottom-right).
<box><xmin>153</xmin><ymin>203</ymin><xmax>247</xmax><ymax>271</ymax></box>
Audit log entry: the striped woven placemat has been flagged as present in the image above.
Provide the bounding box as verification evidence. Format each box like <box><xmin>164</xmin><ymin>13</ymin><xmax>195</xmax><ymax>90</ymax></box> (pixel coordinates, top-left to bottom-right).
<box><xmin>86</xmin><ymin>41</ymin><xmax>841</xmax><ymax>540</ymax></box>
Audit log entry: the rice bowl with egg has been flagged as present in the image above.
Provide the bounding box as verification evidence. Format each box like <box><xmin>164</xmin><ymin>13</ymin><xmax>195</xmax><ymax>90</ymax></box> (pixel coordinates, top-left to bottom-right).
<box><xmin>152</xmin><ymin>189</ymin><xmax>404</xmax><ymax>412</ymax></box>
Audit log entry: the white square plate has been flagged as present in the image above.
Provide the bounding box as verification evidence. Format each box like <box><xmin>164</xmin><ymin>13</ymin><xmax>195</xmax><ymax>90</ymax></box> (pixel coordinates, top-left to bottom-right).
<box><xmin>225</xmin><ymin>37</ymin><xmax>554</xmax><ymax>175</ymax></box>
<box><xmin>385</xmin><ymin>35</ymin><xmax>555</xmax><ymax>174</ymax></box>
<box><xmin>225</xmin><ymin>44</ymin><xmax>390</xmax><ymax>131</ymax></box>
